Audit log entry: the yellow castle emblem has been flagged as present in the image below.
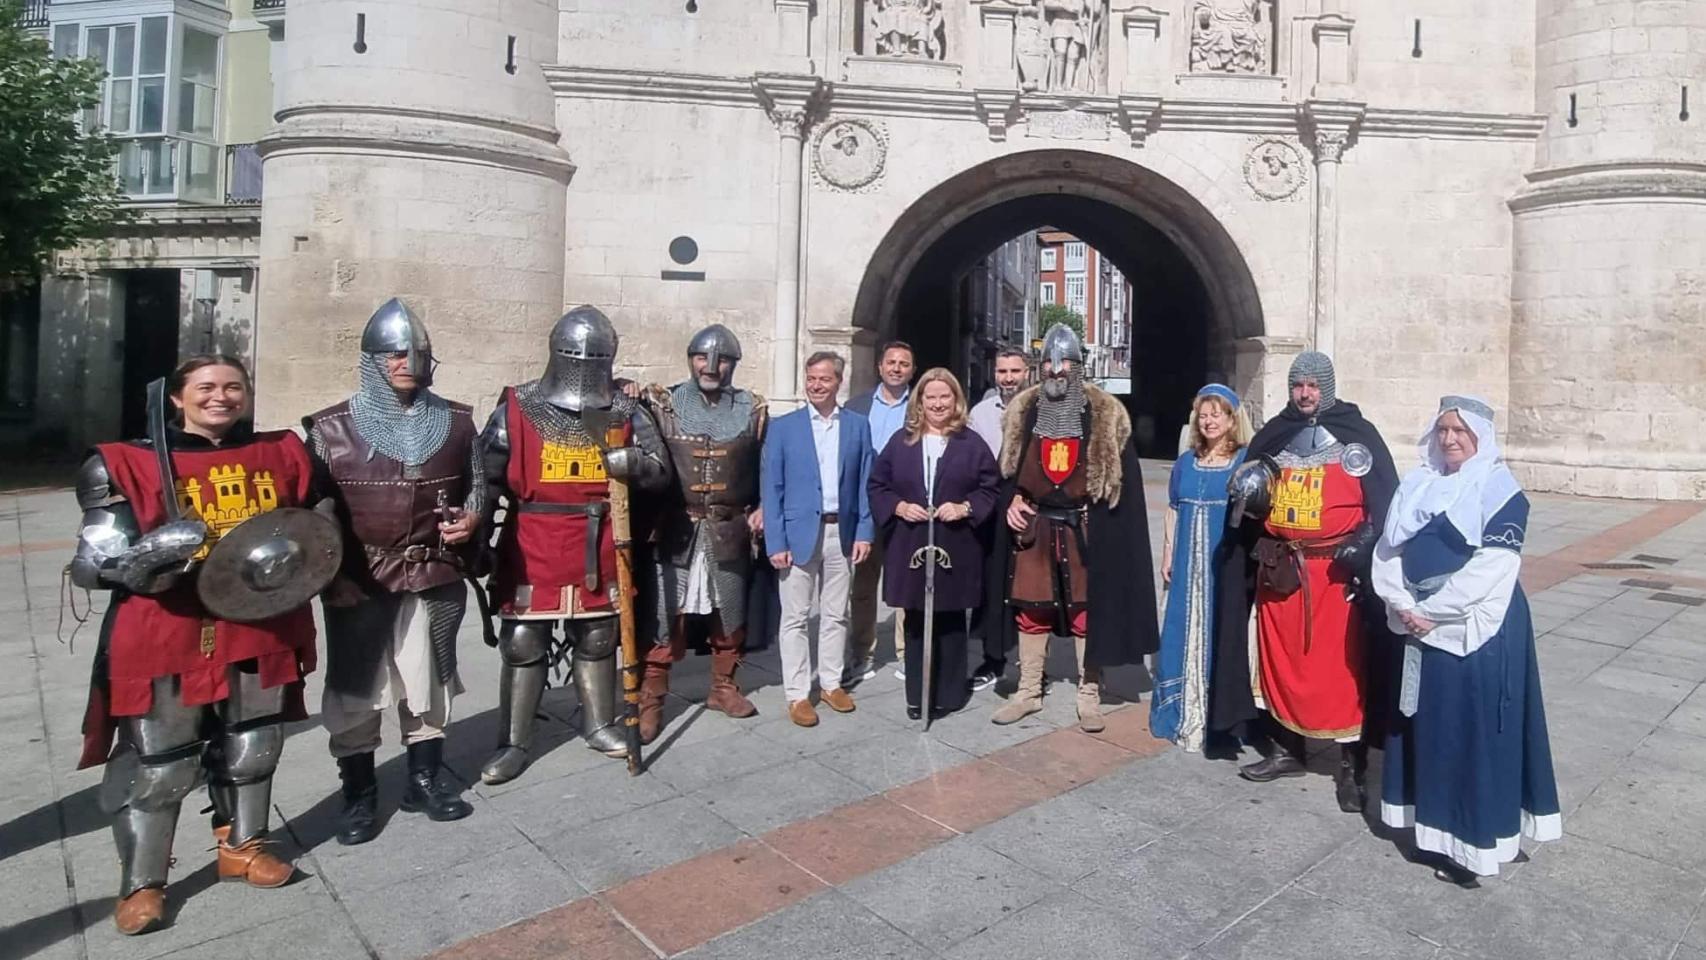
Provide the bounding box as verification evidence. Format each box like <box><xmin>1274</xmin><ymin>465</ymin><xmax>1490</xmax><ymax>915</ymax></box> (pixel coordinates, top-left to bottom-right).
<box><xmin>539</xmin><ymin>442</ymin><xmax>606</xmax><ymax>484</ymax></box>
<box><xmin>177</xmin><ymin>464</ymin><xmax>279</xmax><ymax>554</ymax></box>
<box><xmin>1269</xmin><ymin>466</ymin><xmax>1325</xmax><ymax>531</ymax></box>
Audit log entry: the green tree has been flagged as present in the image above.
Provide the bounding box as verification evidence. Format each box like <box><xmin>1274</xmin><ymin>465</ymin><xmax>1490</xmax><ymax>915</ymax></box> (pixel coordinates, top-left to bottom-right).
<box><xmin>1039</xmin><ymin>302</ymin><xmax>1085</xmax><ymax>342</ymax></box>
<box><xmin>0</xmin><ymin>1</ymin><xmax>130</xmax><ymax>291</ymax></box>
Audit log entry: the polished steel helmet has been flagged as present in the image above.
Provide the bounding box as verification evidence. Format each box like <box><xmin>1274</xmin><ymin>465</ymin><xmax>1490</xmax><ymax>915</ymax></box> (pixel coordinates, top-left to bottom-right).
<box><xmin>360</xmin><ymin>297</ymin><xmax>434</xmax><ymax>385</ymax></box>
<box><xmin>539</xmin><ymin>305</ymin><xmax>619</xmax><ymax>411</ymax></box>
<box><xmin>686</xmin><ymin>323</ymin><xmax>742</xmax><ymax>388</ymax></box>
<box><xmin>1040</xmin><ymin>323</ymin><xmax>1084</xmax><ymax>371</ymax></box>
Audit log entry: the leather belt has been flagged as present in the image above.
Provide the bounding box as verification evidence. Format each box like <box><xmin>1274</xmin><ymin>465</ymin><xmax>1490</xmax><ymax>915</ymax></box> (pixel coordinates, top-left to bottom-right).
<box><xmin>515</xmin><ymin>501</ymin><xmax>608</xmax><ymax>591</ymax></box>
<box><xmin>687</xmin><ymin>505</ymin><xmax>745</xmax><ymax>522</ymax></box>
<box><xmin>364</xmin><ymin>543</ymin><xmax>449</xmax><ymax>564</ymax></box>
<box><xmin>821</xmin><ymin>512</ymin><xmax>839</xmax><ymax>524</ymax></box>
<box><xmin>1257</xmin><ymin>531</ymin><xmax>1351</xmax><ymax>653</ymax></box>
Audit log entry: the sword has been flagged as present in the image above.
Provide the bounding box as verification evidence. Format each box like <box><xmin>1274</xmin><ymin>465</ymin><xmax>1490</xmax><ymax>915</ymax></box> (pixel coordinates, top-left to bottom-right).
<box><xmin>920</xmin><ymin>504</ymin><xmax>937</xmax><ymax>732</ymax></box>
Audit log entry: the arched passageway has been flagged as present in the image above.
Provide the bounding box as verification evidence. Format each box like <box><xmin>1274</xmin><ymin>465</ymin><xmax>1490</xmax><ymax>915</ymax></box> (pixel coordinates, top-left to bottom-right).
<box><xmin>851</xmin><ymin>151</ymin><xmax>1263</xmax><ymax>457</ymax></box>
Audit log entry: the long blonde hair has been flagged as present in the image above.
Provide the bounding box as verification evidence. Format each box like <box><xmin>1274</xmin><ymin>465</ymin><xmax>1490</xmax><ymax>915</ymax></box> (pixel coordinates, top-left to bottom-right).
<box><xmin>903</xmin><ymin>367</ymin><xmax>968</xmax><ymax>444</ymax></box>
<box><xmin>1188</xmin><ymin>392</ymin><xmax>1253</xmax><ymax>457</ymax></box>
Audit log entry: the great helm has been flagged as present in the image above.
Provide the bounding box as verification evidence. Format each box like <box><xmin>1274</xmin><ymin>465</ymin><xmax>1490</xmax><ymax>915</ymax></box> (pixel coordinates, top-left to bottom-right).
<box><xmin>540</xmin><ymin>305</ymin><xmax>619</xmax><ymax>411</ymax></box>
<box><xmin>686</xmin><ymin>323</ymin><xmax>743</xmax><ymax>388</ymax></box>
<box><xmin>361</xmin><ymin>297</ymin><xmax>434</xmax><ymax>386</ymax></box>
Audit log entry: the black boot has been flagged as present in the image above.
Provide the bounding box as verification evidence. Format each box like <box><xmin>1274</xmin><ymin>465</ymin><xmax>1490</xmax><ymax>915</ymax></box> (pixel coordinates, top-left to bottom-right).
<box><xmin>400</xmin><ymin>740</ymin><xmax>473</xmax><ymax>822</ymax></box>
<box><xmin>1334</xmin><ymin>743</ymin><xmax>1368</xmax><ymax>813</ymax></box>
<box><xmin>1239</xmin><ymin>726</ymin><xmax>1306</xmax><ymax>782</ymax></box>
<box><xmin>335</xmin><ymin>752</ymin><xmax>380</xmax><ymax>846</ymax></box>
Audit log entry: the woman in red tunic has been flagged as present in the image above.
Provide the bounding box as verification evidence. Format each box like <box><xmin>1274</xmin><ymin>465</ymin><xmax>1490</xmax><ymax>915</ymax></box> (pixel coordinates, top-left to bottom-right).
<box><xmin>70</xmin><ymin>355</ymin><xmax>319</xmax><ymax>936</ymax></box>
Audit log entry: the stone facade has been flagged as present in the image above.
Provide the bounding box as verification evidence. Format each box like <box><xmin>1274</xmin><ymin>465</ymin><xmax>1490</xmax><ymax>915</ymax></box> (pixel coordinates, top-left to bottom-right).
<box><xmin>245</xmin><ymin>0</ymin><xmax>1706</xmax><ymax>499</ymax></box>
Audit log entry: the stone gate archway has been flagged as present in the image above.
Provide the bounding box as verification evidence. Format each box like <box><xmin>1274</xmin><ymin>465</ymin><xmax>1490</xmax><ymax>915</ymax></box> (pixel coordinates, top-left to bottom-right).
<box><xmin>850</xmin><ymin>149</ymin><xmax>1265</xmax><ymax>456</ymax></box>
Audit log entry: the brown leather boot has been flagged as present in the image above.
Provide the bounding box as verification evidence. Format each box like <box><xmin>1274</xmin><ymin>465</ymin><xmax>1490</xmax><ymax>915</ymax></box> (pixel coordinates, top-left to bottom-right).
<box><xmin>1074</xmin><ymin>636</ymin><xmax>1106</xmax><ymax>734</ymax></box>
<box><xmin>706</xmin><ymin>633</ymin><xmax>757</xmax><ymax>719</ymax></box>
<box><xmin>638</xmin><ymin>661</ymin><xmax>670</xmax><ymax>745</ymax></box>
<box><xmin>113</xmin><ymin>887</ymin><xmax>166</xmax><ymax>936</ymax></box>
<box><xmin>213</xmin><ymin>825</ymin><xmax>295</xmax><ymax>888</ymax></box>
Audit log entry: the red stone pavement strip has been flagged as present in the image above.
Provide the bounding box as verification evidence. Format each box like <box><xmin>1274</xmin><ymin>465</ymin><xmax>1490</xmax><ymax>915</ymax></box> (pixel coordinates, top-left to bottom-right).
<box><xmin>427</xmin><ymin>709</ymin><xmax>1171</xmax><ymax>960</ymax></box>
<box><xmin>0</xmin><ymin>538</ymin><xmax>76</xmax><ymax>558</ymax></box>
<box><xmin>1521</xmin><ymin>501</ymin><xmax>1706</xmax><ymax>593</ymax></box>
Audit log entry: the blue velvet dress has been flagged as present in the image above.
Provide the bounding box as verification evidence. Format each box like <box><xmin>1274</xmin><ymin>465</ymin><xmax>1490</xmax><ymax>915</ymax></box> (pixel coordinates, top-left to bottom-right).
<box><xmin>1379</xmin><ymin>493</ymin><xmax>1562</xmax><ymax>875</ymax></box>
<box><xmin>1151</xmin><ymin>448</ymin><xmax>1245</xmax><ymax>751</ymax></box>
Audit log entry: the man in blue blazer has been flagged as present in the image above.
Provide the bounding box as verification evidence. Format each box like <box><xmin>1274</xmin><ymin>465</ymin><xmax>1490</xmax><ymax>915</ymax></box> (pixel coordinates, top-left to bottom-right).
<box><xmin>761</xmin><ymin>351</ymin><xmax>874</xmax><ymax>727</ymax></box>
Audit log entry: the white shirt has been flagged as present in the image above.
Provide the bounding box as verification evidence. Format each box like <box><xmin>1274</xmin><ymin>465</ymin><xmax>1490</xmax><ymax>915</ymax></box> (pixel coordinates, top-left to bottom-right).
<box><xmin>810</xmin><ymin>403</ymin><xmax>841</xmax><ymax>514</ymax></box>
<box><xmin>968</xmin><ymin>391</ymin><xmax>1006</xmax><ymax>457</ymax></box>
<box><xmin>922</xmin><ymin>434</ymin><xmax>947</xmax><ymax>507</ymax></box>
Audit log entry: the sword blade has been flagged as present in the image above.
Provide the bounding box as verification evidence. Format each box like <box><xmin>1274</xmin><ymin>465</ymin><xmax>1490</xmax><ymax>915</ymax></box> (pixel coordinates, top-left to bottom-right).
<box><xmin>145</xmin><ymin>378</ymin><xmax>180</xmax><ymax>520</ymax></box>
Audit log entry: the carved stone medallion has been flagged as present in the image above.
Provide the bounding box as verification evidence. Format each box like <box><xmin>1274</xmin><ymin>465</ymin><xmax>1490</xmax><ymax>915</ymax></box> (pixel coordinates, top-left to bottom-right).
<box><xmin>812</xmin><ymin>117</ymin><xmax>888</xmax><ymax>192</ymax></box>
<box><xmin>1243</xmin><ymin>137</ymin><xmax>1307</xmax><ymax>200</ymax></box>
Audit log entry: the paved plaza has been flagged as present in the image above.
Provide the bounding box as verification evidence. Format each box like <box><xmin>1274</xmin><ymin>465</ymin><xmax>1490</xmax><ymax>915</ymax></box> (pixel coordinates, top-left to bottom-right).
<box><xmin>3</xmin><ymin>472</ymin><xmax>1705</xmax><ymax>960</ymax></box>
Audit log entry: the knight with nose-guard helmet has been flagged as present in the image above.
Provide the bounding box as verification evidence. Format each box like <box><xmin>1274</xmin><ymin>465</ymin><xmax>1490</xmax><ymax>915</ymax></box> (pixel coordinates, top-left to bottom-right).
<box><xmin>632</xmin><ymin>323</ymin><xmax>769</xmax><ymax>744</ymax></box>
<box><xmin>476</xmin><ymin>305</ymin><xmax>671</xmax><ymax>784</ymax></box>
<box><xmin>304</xmin><ymin>297</ymin><xmax>483</xmax><ymax>846</ymax></box>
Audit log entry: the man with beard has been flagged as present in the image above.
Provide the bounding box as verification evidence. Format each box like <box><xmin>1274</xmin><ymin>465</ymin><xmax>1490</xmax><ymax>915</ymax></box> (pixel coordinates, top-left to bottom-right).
<box><xmin>1212</xmin><ymin>350</ymin><xmax>1399</xmax><ymax>813</ymax></box>
<box><xmin>965</xmin><ymin>346</ymin><xmax>1030</xmax><ymax>690</ymax></box>
<box><xmin>987</xmin><ymin>325</ymin><xmax>1159</xmax><ymax>731</ymax></box>
<box><xmin>305</xmin><ymin>299</ymin><xmax>479</xmax><ymax>845</ymax></box>
<box><xmin>478</xmin><ymin>306</ymin><xmax>671</xmax><ymax>784</ymax></box>
<box><xmin>633</xmin><ymin>324</ymin><xmax>767</xmax><ymax>743</ymax></box>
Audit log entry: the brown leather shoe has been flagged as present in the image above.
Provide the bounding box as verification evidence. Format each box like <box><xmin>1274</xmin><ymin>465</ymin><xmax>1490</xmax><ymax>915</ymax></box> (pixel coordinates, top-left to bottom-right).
<box><xmin>788</xmin><ymin>699</ymin><xmax>819</xmax><ymax>727</ymax></box>
<box><xmin>216</xmin><ymin>833</ymin><xmax>295</xmax><ymax>888</ymax></box>
<box><xmin>820</xmin><ymin>687</ymin><xmax>856</xmax><ymax>713</ymax></box>
<box><xmin>114</xmin><ymin>887</ymin><xmax>166</xmax><ymax>936</ymax></box>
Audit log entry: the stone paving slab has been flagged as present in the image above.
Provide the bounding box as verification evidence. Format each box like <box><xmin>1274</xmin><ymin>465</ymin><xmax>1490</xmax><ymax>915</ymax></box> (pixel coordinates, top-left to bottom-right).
<box><xmin>4</xmin><ymin>483</ymin><xmax>1706</xmax><ymax>960</ymax></box>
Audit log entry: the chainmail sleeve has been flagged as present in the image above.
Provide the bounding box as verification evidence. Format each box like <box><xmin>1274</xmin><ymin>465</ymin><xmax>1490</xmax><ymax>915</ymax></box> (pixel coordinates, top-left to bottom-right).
<box><xmin>462</xmin><ymin>437</ymin><xmax>488</xmax><ymax>517</ymax></box>
<box><xmin>478</xmin><ymin>398</ymin><xmax>512</xmax><ymax>523</ymax></box>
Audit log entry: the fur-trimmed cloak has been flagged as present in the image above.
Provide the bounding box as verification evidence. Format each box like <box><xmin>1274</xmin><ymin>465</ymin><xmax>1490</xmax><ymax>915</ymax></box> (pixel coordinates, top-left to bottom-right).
<box><xmin>984</xmin><ymin>383</ymin><xmax>1160</xmax><ymax>668</ymax></box>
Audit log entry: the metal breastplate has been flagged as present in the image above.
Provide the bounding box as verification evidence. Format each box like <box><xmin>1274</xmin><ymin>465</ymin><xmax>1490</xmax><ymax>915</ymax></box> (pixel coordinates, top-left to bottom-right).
<box><xmin>1275</xmin><ymin>422</ymin><xmax>1345</xmax><ymax>469</ymax></box>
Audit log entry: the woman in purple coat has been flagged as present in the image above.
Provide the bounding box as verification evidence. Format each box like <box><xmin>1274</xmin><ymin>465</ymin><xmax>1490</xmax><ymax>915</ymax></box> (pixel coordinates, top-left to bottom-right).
<box><xmin>869</xmin><ymin>368</ymin><xmax>1001</xmax><ymax>719</ymax></box>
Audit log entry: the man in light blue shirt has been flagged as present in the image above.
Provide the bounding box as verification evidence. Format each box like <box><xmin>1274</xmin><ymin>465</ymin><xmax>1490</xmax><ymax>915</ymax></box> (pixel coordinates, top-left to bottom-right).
<box><xmin>844</xmin><ymin>340</ymin><xmax>914</xmax><ymax>680</ymax></box>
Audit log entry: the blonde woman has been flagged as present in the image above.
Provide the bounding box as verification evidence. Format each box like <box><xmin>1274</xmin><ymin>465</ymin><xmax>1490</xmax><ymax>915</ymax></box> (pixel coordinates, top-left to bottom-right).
<box><xmin>1152</xmin><ymin>384</ymin><xmax>1252</xmax><ymax>753</ymax></box>
<box><xmin>867</xmin><ymin>368</ymin><xmax>1000</xmax><ymax>719</ymax></box>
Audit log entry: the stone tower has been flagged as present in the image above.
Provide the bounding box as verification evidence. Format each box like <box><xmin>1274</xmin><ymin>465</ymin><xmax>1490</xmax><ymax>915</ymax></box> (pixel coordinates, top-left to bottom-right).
<box><xmin>255</xmin><ymin>0</ymin><xmax>570</xmax><ymax>424</ymax></box>
<box><xmin>1509</xmin><ymin>1</ymin><xmax>1706</xmax><ymax>499</ymax></box>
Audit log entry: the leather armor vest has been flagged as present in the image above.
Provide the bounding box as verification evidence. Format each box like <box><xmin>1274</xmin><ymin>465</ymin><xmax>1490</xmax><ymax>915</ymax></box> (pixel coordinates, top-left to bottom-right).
<box><xmin>310</xmin><ymin>400</ymin><xmax>477</xmax><ymax>594</ymax></box>
<box><xmin>653</xmin><ymin>396</ymin><xmax>764</xmax><ymax>565</ymax></box>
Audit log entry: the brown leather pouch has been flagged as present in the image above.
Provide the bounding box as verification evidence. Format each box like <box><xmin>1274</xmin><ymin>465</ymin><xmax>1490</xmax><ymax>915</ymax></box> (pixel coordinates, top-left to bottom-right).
<box><xmin>1253</xmin><ymin>537</ymin><xmax>1301</xmax><ymax>597</ymax></box>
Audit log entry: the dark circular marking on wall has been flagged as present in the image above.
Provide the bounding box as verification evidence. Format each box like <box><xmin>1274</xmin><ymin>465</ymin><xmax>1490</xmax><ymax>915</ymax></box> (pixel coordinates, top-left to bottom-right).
<box><xmin>668</xmin><ymin>236</ymin><xmax>700</xmax><ymax>265</ymax></box>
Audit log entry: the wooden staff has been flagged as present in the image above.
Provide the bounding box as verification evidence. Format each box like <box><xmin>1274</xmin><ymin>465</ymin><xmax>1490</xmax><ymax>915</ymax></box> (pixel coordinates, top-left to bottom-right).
<box><xmin>605</xmin><ymin>423</ymin><xmax>643</xmax><ymax>775</ymax></box>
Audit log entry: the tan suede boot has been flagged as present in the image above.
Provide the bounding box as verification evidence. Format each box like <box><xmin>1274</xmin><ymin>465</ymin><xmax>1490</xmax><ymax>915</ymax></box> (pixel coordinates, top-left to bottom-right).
<box><xmin>1074</xmin><ymin>636</ymin><xmax>1105</xmax><ymax>733</ymax></box>
<box><xmin>992</xmin><ymin>632</ymin><xmax>1048</xmax><ymax>725</ymax></box>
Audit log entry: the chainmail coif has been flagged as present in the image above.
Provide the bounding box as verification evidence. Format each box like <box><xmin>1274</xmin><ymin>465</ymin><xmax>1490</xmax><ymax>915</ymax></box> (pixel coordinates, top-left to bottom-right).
<box><xmin>1035</xmin><ymin>366</ymin><xmax>1087</xmax><ymax>439</ymax></box>
<box><xmin>670</xmin><ymin>382</ymin><xmax>752</xmax><ymax>442</ymax></box>
<box><xmin>348</xmin><ymin>353</ymin><xmax>452</xmax><ymax>466</ymax></box>
<box><xmin>1288</xmin><ymin>350</ymin><xmax>1338</xmax><ymax>412</ymax></box>
<box><xmin>514</xmin><ymin>379</ymin><xmax>638</xmax><ymax>446</ymax></box>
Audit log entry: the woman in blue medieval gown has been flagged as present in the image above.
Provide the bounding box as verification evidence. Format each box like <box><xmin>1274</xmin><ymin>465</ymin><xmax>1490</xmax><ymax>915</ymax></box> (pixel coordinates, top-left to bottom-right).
<box><xmin>1372</xmin><ymin>395</ymin><xmax>1561</xmax><ymax>886</ymax></box>
<box><xmin>1152</xmin><ymin>384</ymin><xmax>1250</xmax><ymax>753</ymax></box>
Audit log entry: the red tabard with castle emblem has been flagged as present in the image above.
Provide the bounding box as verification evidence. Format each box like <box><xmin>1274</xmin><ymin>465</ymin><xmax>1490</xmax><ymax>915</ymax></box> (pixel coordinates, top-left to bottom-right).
<box><xmin>1255</xmin><ymin>461</ymin><xmax>1368</xmax><ymax>739</ymax></box>
<box><xmin>489</xmin><ymin>387</ymin><xmax>629</xmax><ymax>616</ymax></box>
<box><xmin>82</xmin><ymin>431</ymin><xmax>318</xmax><ymax>764</ymax></box>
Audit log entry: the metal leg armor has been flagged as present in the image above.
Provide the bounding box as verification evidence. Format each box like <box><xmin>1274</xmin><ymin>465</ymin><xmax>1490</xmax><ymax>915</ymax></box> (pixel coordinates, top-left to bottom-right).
<box><xmin>481</xmin><ymin>620</ymin><xmax>552</xmax><ymax>785</ymax></box>
<box><xmin>570</xmin><ymin>617</ymin><xmax>628</xmax><ymax>758</ymax></box>
<box><xmin>106</xmin><ymin>679</ymin><xmax>203</xmax><ymax>898</ymax></box>
<box><xmin>208</xmin><ymin>667</ymin><xmax>286</xmax><ymax>845</ymax></box>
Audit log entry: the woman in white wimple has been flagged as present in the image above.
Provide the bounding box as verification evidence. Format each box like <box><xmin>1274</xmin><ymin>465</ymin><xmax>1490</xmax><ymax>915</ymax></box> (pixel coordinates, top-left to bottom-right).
<box><xmin>1372</xmin><ymin>396</ymin><xmax>1561</xmax><ymax>887</ymax></box>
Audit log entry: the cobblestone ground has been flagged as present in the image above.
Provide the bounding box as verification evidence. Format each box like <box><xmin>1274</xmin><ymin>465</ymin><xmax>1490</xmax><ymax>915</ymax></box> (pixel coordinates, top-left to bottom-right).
<box><xmin>2</xmin><ymin>475</ymin><xmax>1704</xmax><ymax>960</ymax></box>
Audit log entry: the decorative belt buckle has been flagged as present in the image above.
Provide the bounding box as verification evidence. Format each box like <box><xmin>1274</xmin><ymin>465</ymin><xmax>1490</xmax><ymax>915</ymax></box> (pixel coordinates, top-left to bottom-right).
<box><xmin>402</xmin><ymin>544</ymin><xmax>431</xmax><ymax>562</ymax></box>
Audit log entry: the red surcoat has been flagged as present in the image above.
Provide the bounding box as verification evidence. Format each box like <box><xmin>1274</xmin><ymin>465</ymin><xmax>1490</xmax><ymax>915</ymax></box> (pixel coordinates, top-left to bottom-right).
<box><xmin>80</xmin><ymin>431</ymin><xmax>318</xmax><ymax>766</ymax></box>
<box><xmin>489</xmin><ymin>387</ymin><xmax>629</xmax><ymax>618</ymax></box>
<box><xmin>1255</xmin><ymin>460</ymin><xmax>1368</xmax><ymax>739</ymax></box>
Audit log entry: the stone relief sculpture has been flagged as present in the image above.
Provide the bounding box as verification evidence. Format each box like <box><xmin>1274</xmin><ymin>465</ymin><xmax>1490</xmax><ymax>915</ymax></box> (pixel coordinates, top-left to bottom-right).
<box><xmin>868</xmin><ymin>0</ymin><xmax>947</xmax><ymax>60</ymax></box>
<box><xmin>1190</xmin><ymin>0</ymin><xmax>1269</xmax><ymax>74</ymax></box>
<box><xmin>1011</xmin><ymin>0</ymin><xmax>1107</xmax><ymax>93</ymax></box>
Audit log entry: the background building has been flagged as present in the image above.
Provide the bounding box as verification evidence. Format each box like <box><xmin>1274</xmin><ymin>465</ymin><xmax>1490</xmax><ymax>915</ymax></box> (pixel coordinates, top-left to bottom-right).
<box><xmin>19</xmin><ymin>0</ymin><xmax>271</xmax><ymax>449</ymax></box>
<box><xmin>15</xmin><ymin>1</ymin><xmax>1706</xmax><ymax>499</ymax></box>
<box><xmin>1036</xmin><ymin>228</ymin><xmax>1132</xmax><ymax>389</ymax></box>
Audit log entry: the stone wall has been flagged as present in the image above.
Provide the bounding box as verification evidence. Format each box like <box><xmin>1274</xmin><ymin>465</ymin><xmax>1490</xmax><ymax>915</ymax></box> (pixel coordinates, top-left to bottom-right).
<box><xmin>256</xmin><ymin>0</ymin><xmax>569</xmax><ymax>427</ymax></box>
